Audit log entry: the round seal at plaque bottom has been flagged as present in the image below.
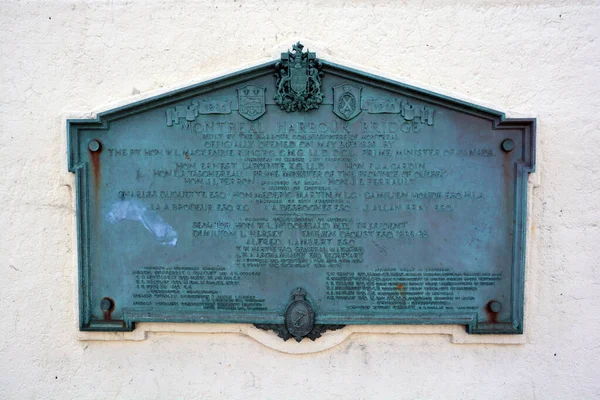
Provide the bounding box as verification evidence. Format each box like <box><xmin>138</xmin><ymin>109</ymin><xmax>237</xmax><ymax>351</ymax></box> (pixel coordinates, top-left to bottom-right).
<box><xmin>285</xmin><ymin>288</ymin><xmax>315</xmax><ymax>341</ymax></box>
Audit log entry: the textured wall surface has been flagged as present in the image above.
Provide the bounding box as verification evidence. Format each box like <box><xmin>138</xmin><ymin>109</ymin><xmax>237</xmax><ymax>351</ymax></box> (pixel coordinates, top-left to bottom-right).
<box><xmin>1</xmin><ymin>0</ymin><xmax>599</xmax><ymax>398</ymax></box>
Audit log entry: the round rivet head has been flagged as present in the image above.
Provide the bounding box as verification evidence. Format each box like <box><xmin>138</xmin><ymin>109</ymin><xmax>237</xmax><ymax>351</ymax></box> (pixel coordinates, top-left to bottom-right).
<box><xmin>489</xmin><ymin>301</ymin><xmax>502</xmax><ymax>313</ymax></box>
<box><xmin>100</xmin><ymin>298</ymin><xmax>113</xmax><ymax>311</ymax></box>
<box><xmin>88</xmin><ymin>140</ymin><xmax>101</xmax><ymax>152</ymax></box>
<box><xmin>501</xmin><ymin>139</ymin><xmax>514</xmax><ymax>152</ymax></box>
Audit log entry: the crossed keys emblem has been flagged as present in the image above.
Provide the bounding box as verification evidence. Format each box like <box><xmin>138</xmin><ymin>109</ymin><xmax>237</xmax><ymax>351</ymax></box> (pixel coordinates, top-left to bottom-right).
<box><xmin>293</xmin><ymin>309</ymin><xmax>307</xmax><ymax>328</ymax></box>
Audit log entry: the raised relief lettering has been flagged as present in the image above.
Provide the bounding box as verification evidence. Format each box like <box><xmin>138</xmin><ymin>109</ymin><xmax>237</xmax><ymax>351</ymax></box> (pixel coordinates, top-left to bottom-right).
<box><xmin>166</xmin><ymin>99</ymin><xmax>232</xmax><ymax>127</ymax></box>
<box><xmin>69</xmin><ymin>42</ymin><xmax>534</xmax><ymax>338</ymax></box>
<box><xmin>362</xmin><ymin>97</ymin><xmax>435</xmax><ymax>126</ymax></box>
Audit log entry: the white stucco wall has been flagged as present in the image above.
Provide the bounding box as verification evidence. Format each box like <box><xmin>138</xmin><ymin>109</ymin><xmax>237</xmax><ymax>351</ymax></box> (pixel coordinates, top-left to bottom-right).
<box><xmin>1</xmin><ymin>0</ymin><xmax>599</xmax><ymax>398</ymax></box>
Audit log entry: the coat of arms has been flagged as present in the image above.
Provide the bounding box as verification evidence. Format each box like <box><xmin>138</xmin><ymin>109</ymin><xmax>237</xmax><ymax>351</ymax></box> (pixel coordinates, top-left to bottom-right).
<box><xmin>274</xmin><ymin>42</ymin><xmax>323</xmax><ymax>112</ymax></box>
<box><xmin>237</xmin><ymin>84</ymin><xmax>266</xmax><ymax>121</ymax></box>
<box><xmin>333</xmin><ymin>83</ymin><xmax>362</xmax><ymax>120</ymax></box>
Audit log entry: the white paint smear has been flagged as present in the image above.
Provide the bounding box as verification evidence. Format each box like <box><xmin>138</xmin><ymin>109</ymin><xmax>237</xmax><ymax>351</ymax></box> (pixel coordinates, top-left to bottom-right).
<box><xmin>107</xmin><ymin>200</ymin><xmax>178</xmax><ymax>247</ymax></box>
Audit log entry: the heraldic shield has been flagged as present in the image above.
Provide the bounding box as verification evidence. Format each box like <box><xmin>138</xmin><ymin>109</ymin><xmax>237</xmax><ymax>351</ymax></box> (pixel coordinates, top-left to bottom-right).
<box><xmin>290</xmin><ymin>62</ymin><xmax>309</xmax><ymax>94</ymax></box>
<box><xmin>237</xmin><ymin>84</ymin><xmax>266</xmax><ymax>121</ymax></box>
<box><xmin>333</xmin><ymin>83</ymin><xmax>362</xmax><ymax>121</ymax></box>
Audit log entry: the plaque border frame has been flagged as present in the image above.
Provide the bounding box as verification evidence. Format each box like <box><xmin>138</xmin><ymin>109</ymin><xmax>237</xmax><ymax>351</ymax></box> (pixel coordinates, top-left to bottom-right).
<box><xmin>67</xmin><ymin>59</ymin><xmax>536</xmax><ymax>334</ymax></box>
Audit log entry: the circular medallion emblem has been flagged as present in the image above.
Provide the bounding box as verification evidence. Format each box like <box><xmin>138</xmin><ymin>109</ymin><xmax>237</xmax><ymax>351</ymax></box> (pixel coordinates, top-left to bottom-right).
<box><xmin>285</xmin><ymin>296</ymin><xmax>314</xmax><ymax>339</ymax></box>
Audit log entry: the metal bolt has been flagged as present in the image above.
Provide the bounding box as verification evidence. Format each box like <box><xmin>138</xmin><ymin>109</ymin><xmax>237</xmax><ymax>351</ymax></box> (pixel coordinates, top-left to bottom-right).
<box><xmin>88</xmin><ymin>140</ymin><xmax>101</xmax><ymax>152</ymax></box>
<box><xmin>100</xmin><ymin>297</ymin><xmax>113</xmax><ymax>312</ymax></box>
<box><xmin>501</xmin><ymin>139</ymin><xmax>514</xmax><ymax>152</ymax></box>
<box><xmin>489</xmin><ymin>301</ymin><xmax>502</xmax><ymax>313</ymax></box>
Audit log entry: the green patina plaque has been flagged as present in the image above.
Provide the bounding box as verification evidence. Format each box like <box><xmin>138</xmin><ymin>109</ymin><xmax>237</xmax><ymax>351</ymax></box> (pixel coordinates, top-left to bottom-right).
<box><xmin>68</xmin><ymin>43</ymin><xmax>535</xmax><ymax>341</ymax></box>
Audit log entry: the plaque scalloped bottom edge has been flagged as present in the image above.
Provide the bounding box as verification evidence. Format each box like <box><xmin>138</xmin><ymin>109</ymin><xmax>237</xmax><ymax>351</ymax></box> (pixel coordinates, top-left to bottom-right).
<box><xmin>254</xmin><ymin>324</ymin><xmax>346</xmax><ymax>342</ymax></box>
<box><xmin>76</xmin><ymin>324</ymin><xmax>527</xmax><ymax>355</ymax></box>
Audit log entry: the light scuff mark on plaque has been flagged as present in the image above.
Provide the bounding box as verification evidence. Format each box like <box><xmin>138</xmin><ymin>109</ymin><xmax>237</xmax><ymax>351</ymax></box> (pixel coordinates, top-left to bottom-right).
<box><xmin>107</xmin><ymin>200</ymin><xmax>178</xmax><ymax>247</ymax></box>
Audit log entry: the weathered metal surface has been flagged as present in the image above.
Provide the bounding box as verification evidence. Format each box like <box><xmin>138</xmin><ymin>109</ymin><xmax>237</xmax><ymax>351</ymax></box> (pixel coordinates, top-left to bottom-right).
<box><xmin>68</xmin><ymin>43</ymin><xmax>535</xmax><ymax>339</ymax></box>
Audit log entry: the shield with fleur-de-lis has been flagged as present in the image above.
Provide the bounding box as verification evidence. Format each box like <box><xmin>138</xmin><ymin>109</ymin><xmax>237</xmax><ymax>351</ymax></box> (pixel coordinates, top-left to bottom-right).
<box><xmin>237</xmin><ymin>84</ymin><xmax>266</xmax><ymax>121</ymax></box>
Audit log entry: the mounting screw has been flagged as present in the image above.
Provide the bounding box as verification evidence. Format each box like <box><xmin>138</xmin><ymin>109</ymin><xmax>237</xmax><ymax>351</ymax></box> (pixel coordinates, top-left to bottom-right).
<box><xmin>501</xmin><ymin>139</ymin><xmax>514</xmax><ymax>152</ymax></box>
<box><xmin>88</xmin><ymin>140</ymin><xmax>101</xmax><ymax>152</ymax></box>
<box><xmin>489</xmin><ymin>301</ymin><xmax>502</xmax><ymax>313</ymax></box>
<box><xmin>100</xmin><ymin>297</ymin><xmax>114</xmax><ymax>312</ymax></box>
